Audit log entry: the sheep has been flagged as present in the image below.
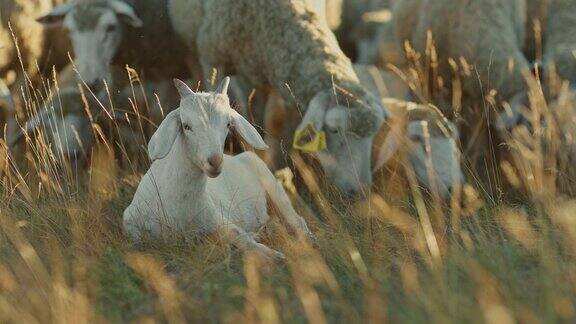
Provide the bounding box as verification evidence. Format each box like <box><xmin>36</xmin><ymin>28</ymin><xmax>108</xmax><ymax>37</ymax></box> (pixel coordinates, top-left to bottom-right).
<box><xmin>355</xmin><ymin>62</ymin><xmax>464</xmax><ymax>200</ymax></box>
<box><xmin>378</xmin><ymin>0</ymin><xmax>541</xmax><ymax>138</ymax></box>
<box><xmin>372</xmin><ymin>97</ymin><xmax>463</xmax><ymax>200</ymax></box>
<box><xmin>353</xmin><ymin>65</ymin><xmax>463</xmax><ymax>201</ymax></box>
<box><xmin>542</xmin><ymin>0</ymin><xmax>576</xmax><ymax>86</ymax></box>
<box><xmin>330</xmin><ymin>0</ymin><xmax>393</xmax><ymax>63</ymax></box>
<box><xmin>169</xmin><ymin>0</ymin><xmax>388</xmax><ymax>198</ymax></box>
<box><xmin>1</xmin><ymin>0</ymin><xmax>70</xmax><ymax>86</ymax></box>
<box><xmin>123</xmin><ymin>78</ymin><xmax>312</xmax><ymax>259</ymax></box>
<box><xmin>263</xmin><ymin>64</ymin><xmax>463</xmax><ymax>199</ymax></box>
<box><xmin>8</xmin><ymin>63</ymin><xmax>180</xmax><ymax>166</ymax></box>
<box><xmin>37</xmin><ymin>0</ymin><xmax>193</xmax><ymax>90</ymax></box>
<box><xmin>8</xmin><ymin>86</ymin><xmax>93</xmax><ymax>161</ymax></box>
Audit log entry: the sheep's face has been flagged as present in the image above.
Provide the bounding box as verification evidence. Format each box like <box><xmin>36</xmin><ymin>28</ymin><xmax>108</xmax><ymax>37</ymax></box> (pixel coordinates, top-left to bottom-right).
<box><xmin>406</xmin><ymin>121</ymin><xmax>463</xmax><ymax>199</ymax></box>
<box><xmin>147</xmin><ymin>78</ymin><xmax>268</xmax><ymax>177</ymax></box>
<box><xmin>296</xmin><ymin>90</ymin><xmax>387</xmax><ymax>199</ymax></box>
<box><xmin>317</xmin><ymin>108</ymin><xmax>375</xmax><ymax>198</ymax></box>
<box><xmin>38</xmin><ymin>0</ymin><xmax>143</xmax><ymax>87</ymax></box>
<box><xmin>374</xmin><ymin>107</ymin><xmax>463</xmax><ymax>200</ymax></box>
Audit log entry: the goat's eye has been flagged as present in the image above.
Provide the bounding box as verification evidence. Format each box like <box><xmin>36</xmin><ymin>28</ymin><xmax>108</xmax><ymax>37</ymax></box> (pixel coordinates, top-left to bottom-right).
<box><xmin>106</xmin><ymin>25</ymin><xmax>116</xmax><ymax>33</ymax></box>
<box><xmin>227</xmin><ymin>122</ymin><xmax>232</xmax><ymax>128</ymax></box>
<box><xmin>183</xmin><ymin>124</ymin><xmax>192</xmax><ymax>131</ymax></box>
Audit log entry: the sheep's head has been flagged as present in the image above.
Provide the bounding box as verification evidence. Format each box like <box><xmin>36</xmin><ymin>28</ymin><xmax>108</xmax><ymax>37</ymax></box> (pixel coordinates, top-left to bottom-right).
<box><xmin>295</xmin><ymin>86</ymin><xmax>387</xmax><ymax>199</ymax></box>
<box><xmin>374</xmin><ymin>102</ymin><xmax>463</xmax><ymax>199</ymax></box>
<box><xmin>148</xmin><ymin>77</ymin><xmax>268</xmax><ymax>178</ymax></box>
<box><xmin>37</xmin><ymin>0</ymin><xmax>143</xmax><ymax>87</ymax></box>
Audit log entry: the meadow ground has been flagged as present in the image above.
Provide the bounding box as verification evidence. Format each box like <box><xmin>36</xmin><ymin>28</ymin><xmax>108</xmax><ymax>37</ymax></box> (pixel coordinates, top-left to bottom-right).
<box><xmin>1</xmin><ymin>113</ymin><xmax>576</xmax><ymax>324</ymax></box>
<box><xmin>1</xmin><ymin>46</ymin><xmax>576</xmax><ymax>324</ymax></box>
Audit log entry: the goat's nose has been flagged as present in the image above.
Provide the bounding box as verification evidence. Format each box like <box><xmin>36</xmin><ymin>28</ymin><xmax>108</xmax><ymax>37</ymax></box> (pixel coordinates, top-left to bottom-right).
<box><xmin>207</xmin><ymin>154</ymin><xmax>223</xmax><ymax>170</ymax></box>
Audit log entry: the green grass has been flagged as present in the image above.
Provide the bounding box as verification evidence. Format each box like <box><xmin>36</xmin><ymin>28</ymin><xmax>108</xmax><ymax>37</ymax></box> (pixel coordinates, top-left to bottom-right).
<box><xmin>1</xmin><ymin>167</ymin><xmax>575</xmax><ymax>323</ymax></box>
<box><xmin>1</xmin><ymin>30</ymin><xmax>575</xmax><ymax>323</ymax></box>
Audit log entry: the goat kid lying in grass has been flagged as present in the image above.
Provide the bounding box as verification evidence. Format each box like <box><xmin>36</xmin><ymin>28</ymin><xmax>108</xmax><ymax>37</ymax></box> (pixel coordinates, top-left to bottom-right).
<box><xmin>123</xmin><ymin>77</ymin><xmax>312</xmax><ymax>260</ymax></box>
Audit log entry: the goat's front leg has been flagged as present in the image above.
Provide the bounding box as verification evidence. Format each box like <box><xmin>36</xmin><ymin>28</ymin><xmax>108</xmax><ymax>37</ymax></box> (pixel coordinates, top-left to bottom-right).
<box><xmin>247</xmin><ymin>157</ymin><xmax>313</xmax><ymax>239</ymax></box>
<box><xmin>217</xmin><ymin>223</ymin><xmax>285</xmax><ymax>260</ymax></box>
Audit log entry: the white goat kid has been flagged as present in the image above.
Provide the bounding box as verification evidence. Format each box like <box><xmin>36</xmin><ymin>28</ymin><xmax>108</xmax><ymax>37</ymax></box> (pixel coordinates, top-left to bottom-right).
<box><xmin>123</xmin><ymin>78</ymin><xmax>311</xmax><ymax>259</ymax></box>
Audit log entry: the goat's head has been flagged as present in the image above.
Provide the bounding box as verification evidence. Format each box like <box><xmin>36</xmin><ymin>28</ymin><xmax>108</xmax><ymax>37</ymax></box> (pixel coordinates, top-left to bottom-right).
<box><xmin>295</xmin><ymin>86</ymin><xmax>388</xmax><ymax>199</ymax></box>
<box><xmin>38</xmin><ymin>0</ymin><xmax>143</xmax><ymax>87</ymax></box>
<box><xmin>148</xmin><ymin>77</ymin><xmax>267</xmax><ymax>178</ymax></box>
<box><xmin>374</xmin><ymin>102</ymin><xmax>464</xmax><ymax>199</ymax></box>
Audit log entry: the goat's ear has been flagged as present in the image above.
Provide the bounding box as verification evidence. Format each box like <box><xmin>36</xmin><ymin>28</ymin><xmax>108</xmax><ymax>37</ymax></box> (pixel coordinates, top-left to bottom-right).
<box><xmin>296</xmin><ymin>91</ymin><xmax>331</xmax><ymax>133</ymax></box>
<box><xmin>216</xmin><ymin>76</ymin><xmax>231</xmax><ymax>95</ymax></box>
<box><xmin>173</xmin><ymin>79</ymin><xmax>194</xmax><ymax>98</ymax></box>
<box><xmin>148</xmin><ymin>109</ymin><xmax>181</xmax><ymax>161</ymax></box>
<box><xmin>230</xmin><ymin>110</ymin><xmax>268</xmax><ymax>150</ymax></box>
<box><xmin>37</xmin><ymin>2</ymin><xmax>75</xmax><ymax>26</ymax></box>
<box><xmin>110</xmin><ymin>0</ymin><xmax>143</xmax><ymax>27</ymax></box>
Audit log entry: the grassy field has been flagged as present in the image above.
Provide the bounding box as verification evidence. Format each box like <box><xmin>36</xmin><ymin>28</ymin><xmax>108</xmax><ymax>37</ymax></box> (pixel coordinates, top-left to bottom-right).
<box><xmin>1</xmin><ymin>46</ymin><xmax>576</xmax><ymax>324</ymax></box>
<box><xmin>1</xmin><ymin>114</ymin><xmax>576</xmax><ymax>324</ymax></box>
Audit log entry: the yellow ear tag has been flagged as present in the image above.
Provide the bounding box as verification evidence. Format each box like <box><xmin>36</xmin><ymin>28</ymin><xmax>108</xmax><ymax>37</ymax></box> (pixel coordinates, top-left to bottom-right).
<box><xmin>293</xmin><ymin>124</ymin><xmax>327</xmax><ymax>153</ymax></box>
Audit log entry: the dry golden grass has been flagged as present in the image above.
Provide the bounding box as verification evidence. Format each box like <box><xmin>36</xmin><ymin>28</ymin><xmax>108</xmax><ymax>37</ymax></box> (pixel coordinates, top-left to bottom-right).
<box><xmin>1</xmin><ymin>21</ymin><xmax>576</xmax><ymax>324</ymax></box>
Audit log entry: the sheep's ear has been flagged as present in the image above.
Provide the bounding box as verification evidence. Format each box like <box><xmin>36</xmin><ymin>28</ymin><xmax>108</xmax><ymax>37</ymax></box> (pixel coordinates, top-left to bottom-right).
<box><xmin>37</xmin><ymin>2</ymin><xmax>75</xmax><ymax>26</ymax></box>
<box><xmin>373</xmin><ymin>128</ymin><xmax>401</xmax><ymax>172</ymax></box>
<box><xmin>148</xmin><ymin>109</ymin><xmax>181</xmax><ymax>161</ymax></box>
<box><xmin>296</xmin><ymin>91</ymin><xmax>331</xmax><ymax>133</ymax></box>
<box><xmin>367</xmin><ymin>91</ymin><xmax>391</xmax><ymax>120</ymax></box>
<box><xmin>216</xmin><ymin>77</ymin><xmax>231</xmax><ymax>95</ymax></box>
<box><xmin>230</xmin><ymin>110</ymin><xmax>268</xmax><ymax>150</ymax></box>
<box><xmin>110</xmin><ymin>0</ymin><xmax>143</xmax><ymax>27</ymax></box>
<box><xmin>173</xmin><ymin>78</ymin><xmax>195</xmax><ymax>98</ymax></box>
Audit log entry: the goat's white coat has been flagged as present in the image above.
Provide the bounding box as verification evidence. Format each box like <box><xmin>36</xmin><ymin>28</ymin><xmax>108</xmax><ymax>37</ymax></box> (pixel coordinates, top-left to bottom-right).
<box><xmin>123</xmin><ymin>78</ymin><xmax>310</xmax><ymax>259</ymax></box>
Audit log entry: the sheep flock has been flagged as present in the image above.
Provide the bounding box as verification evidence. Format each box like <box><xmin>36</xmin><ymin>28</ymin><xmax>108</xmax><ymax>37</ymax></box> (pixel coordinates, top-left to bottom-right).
<box><xmin>0</xmin><ymin>0</ymin><xmax>575</xmax><ymax>322</ymax></box>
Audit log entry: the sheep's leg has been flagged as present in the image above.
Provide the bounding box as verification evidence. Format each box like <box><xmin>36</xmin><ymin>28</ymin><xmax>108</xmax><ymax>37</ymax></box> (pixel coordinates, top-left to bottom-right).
<box><xmin>218</xmin><ymin>223</ymin><xmax>285</xmax><ymax>260</ymax></box>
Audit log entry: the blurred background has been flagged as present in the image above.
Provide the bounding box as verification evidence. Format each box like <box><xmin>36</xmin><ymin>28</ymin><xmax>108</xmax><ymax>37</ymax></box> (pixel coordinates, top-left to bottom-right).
<box><xmin>0</xmin><ymin>0</ymin><xmax>575</xmax><ymax>322</ymax></box>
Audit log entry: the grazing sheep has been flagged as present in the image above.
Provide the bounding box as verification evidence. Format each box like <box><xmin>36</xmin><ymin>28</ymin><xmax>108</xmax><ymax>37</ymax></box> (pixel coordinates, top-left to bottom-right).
<box><xmin>9</xmin><ymin>63</ymin><xmax>180</xmax><ymax>165</ymax></box>
<box><xmin>353</xmin><ymin>64</ymin><xmax>463</xmax><ymax>199</ymax></box>
<box><xmin>123</xmin><ymin>78</ymin><xmax>311</xmax><ymax>259</ymax></box>
<box><xmin>169</xmin><ymin>0</ymin><xmax>388</xmax><ymax>197</ymax></box>
<box><xmin>37</xmin><ymin>0</ymin><xmax>192</xmax><ymax>89</ymax></box>
<box><xmin>373</xmin><ymin>97</ymin><xmax>463</xmax><ymax>200</ymax></box>
<box><xmin>9</xmin><ymin>86</ymin><xmax>93</xmax><ymax>160</ymax></box>
<box><xmin>385</xmin><ymin>0</ymin><xmax>535</xmax><ymax>134</ymax></box>
<box><xmin>264</xmin><ymin>64</ymin><xmax>463</xmax><ymax>199</ymax></box>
